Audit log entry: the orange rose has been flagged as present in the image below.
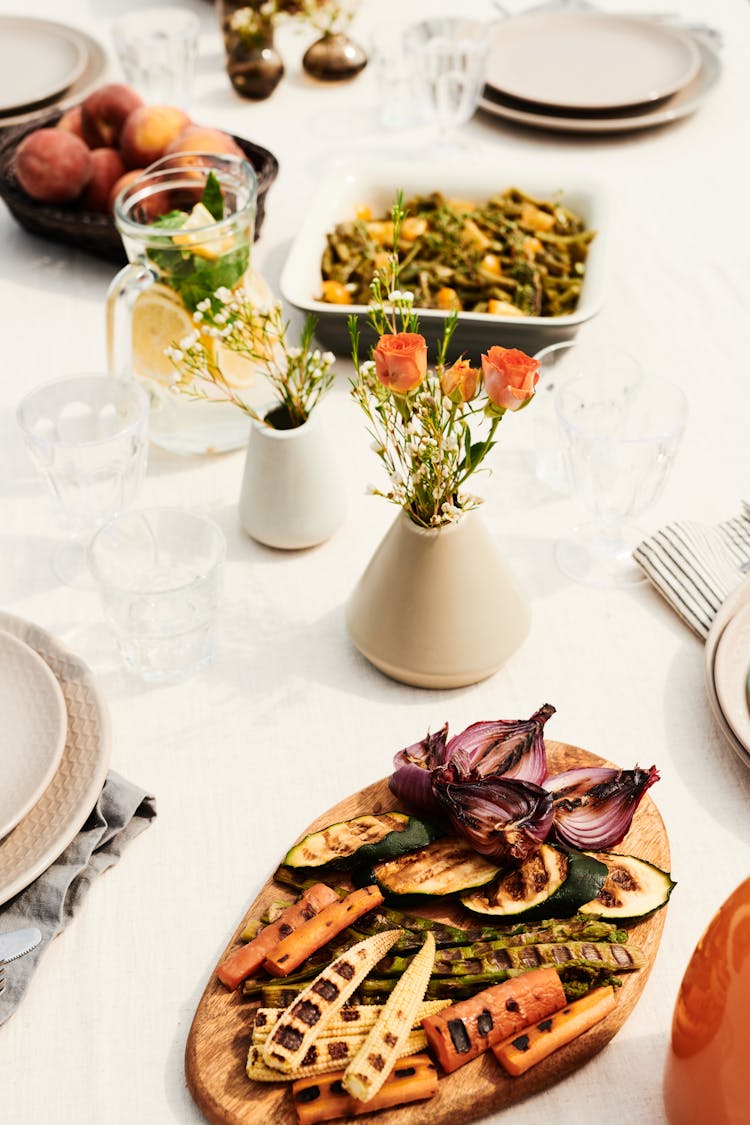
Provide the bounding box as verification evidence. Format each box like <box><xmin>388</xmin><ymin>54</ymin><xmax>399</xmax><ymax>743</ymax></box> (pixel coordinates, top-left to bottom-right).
<box><xmin>441</xmin><ymin>357</ymin><xmax>479</xmax><ymax>403</ymax></box>
<box><xmin>481</xmin><ymin>346</ymin><xmax>539</xmax><ymax>412</ymax></box>
<box><xmin>373</xmin><ymin>332</ymin><xmax>428</xmax><ymax>394</ymax></box>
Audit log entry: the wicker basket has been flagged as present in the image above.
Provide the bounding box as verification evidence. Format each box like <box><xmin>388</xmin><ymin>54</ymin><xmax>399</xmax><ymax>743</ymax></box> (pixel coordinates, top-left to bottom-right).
<box><xmin>0</xmin><ymin>112</ymin><xmax>279</xmax><ymax>264</ymax></box>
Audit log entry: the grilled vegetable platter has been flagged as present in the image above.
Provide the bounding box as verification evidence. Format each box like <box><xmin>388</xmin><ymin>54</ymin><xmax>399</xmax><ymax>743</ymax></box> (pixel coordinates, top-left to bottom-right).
<box><xmin>185</xmin><ymin>713</ymin><xmax>673</xmax><ymax>1125</ymax></box>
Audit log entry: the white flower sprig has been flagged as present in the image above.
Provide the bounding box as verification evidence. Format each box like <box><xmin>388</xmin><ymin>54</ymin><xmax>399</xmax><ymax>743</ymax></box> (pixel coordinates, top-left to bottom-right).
<box><xmin>166</xmin><ymin>289</ymin><xmax>335</xmax><ymax>428</ymax></box>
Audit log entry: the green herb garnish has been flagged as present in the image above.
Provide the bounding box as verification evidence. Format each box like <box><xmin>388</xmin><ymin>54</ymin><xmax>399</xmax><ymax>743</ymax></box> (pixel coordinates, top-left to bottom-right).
<box><xmin>201</xmin><ymin>171</ymin><xmax>224</xmax><ymax>221</ymax></box>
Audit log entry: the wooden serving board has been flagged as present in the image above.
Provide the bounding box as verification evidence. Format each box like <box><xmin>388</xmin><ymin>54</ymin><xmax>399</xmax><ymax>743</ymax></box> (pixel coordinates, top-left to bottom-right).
<box><xmin>185</xmin><ymin>741</ymin><xmax>670</xmax><ymax>1125</ymax></box>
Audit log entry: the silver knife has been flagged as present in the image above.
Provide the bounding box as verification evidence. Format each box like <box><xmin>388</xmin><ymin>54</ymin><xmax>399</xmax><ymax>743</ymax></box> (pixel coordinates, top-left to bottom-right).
<box><xmin>0</xmin><ymin>926</ymin><xmax>42</xmax><ymax>963</ymax></box>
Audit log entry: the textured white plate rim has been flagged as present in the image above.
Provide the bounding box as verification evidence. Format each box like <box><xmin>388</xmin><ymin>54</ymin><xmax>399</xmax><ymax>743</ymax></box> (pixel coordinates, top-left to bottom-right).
<box><xmin>280</xmin><ymin>157</ymin><xmax>608</xmax><ymax>332</ymax></box>
<box><xmin>0</xmin><ymin>629</ymin><xmax>67</xmax><ymax>840</ymax></box>
<box><xmin>713</xmin><ymin>600</ymin><xmax>750</xmax><ymax>751</ymax></box>
<box><xmin>0</xmin><ymin>611</ymin><xmax>111</xmax><ymax>907</ymax></box>
<box><xmin>478</xmin><ymin>32</ymin><xmax>719</xmax><ymax>136</ymax></box>
<box><xmin>486</xmin><ymin>11</ymin><xmax>701</xmax><ymax>112</ymax></box>
<box><xmin>704</xmin><ymin>577</ymin><xmax>750</xmax><ymax>768</ymax></box>
<box><xmin>0</xmin><ymin>16</ymin><xmax>88</xmax><ymax>115</ymax></box>
<box><xmin>0</xmin><ymin>23</ymin><xmax>108</xmax><ymax>127</ymax></box>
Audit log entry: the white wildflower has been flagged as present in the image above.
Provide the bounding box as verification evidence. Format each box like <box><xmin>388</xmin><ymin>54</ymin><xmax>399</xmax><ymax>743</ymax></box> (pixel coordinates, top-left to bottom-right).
<box><xmin>323</xmin><ymin>351</ymin><xmax>335</xmax><ymax>365</ymax></box>
<box><xmin>215</xmin><ymin>286</ymin><xmax>233</xmax><ymax>304</ymax></box>
<box><xmin>179</xmin><ymin>332</ymin><xmax>199</xmax><ymax>351</ymax></box>
<box><xmin>163</xmin><ymin>346</ymin><xmax>182</xmax><ymax>362</ymax></box>
<box><xmin>400</xmin><ymin>290</ymin><xmax>414</xmax><ymax>303</ymax></box>
<box><xmin>196</xmin><ymin>298</ymin><xmax>212</xmax><ymax>313</ymax></box>
<box><xmin>192</xmin><ymin>311</ymin><xmax>203</xmax><ymax>323</ymax></box>
<box><xmin>286</xmin><ymin>346</ymin><xmax>303</xmax><ymax>360</ymax></box>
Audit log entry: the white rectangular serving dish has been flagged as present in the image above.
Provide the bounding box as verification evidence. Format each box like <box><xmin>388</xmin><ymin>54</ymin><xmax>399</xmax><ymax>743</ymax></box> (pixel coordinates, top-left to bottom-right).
<box><xmin>280</xmin><ymin>158</ymin><xmax>609</xmax><ymax>360</ymax></box>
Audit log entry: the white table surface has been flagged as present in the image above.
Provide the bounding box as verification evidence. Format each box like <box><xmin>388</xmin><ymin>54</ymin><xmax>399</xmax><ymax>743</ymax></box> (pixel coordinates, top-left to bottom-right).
<box><xmin>1</xmin><ymin>0</ymin><xmax>750</xmax><ymax>1122</ymax></box>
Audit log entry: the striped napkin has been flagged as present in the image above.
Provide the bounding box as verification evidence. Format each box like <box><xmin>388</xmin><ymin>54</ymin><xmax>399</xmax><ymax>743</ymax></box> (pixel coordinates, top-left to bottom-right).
<box><xmin>633</xmin><ymin>502</ymin><xmax>750</xmax><ymax>639</ymax></box>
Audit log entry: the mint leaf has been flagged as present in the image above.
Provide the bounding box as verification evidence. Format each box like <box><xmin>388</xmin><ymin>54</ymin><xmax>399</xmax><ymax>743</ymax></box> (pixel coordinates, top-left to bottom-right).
<box><xmin>152</xmin><ymin>210</ymin><xmax>188</xmax><ymax>230</ymax></box>
<box><xmin>201</xmin><ymin>172</ymin><xmax>224</xmax><ymax>221</ymax></box>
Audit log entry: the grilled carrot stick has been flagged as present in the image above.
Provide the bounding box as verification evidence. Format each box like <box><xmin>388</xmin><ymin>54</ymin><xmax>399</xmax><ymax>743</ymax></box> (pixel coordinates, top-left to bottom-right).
<box><xmin>291</xmin><ymin>1054</ymin><xmax>438</xmax><ymax>1125</ymax></box>
<box><xmin>421</xmin><ymin>966</ymin><xmax>566</xmax><ymax>1074</ymax></box>
<box><xmin>493</xmin><ymin>985</ymin><xmax>616</xmax><ymax>1075</ymax></box>
<box><xmin>217</xmin><ymin>883</ymin><xmax>338</xmax><ymax>990</ymax></box>
<box><xmin>263</xmin><ymin>886</ymin><xmax>385</xmax><ymax>978</ymax></box>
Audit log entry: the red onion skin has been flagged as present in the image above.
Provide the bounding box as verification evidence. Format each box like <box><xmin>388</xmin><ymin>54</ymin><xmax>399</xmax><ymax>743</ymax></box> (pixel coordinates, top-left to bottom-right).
<box><xmin>432</xmin><ymin>771</ymin><xmax>554</xmax><ymax>862</ymax></box>
<box><xmin>444</xmin><ymin>703</ymin><xmax>555</xmax><ymax>785</ymax></box>
<box><xmin>546</xmin><ymin>765</ymin><xmax>660</xmax><ymax>850</ymax></box>
<box><xmin>389</xmin><ymin>725</ymin><xmax>448</xmax><ymax>814</ymax></box>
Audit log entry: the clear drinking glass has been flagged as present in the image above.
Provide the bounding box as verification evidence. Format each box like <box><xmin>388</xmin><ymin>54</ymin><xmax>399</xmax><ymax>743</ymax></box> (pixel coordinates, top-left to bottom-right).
<box><xmin>17</xmin><ymin>375</ymin><xmax>149</xmax><ymax>586</ymax></box>
<box><xmin>112</xmin><ymin>6</ymin><xmax>200</xmax><ymax>107</ymax></box>
<box><xmin>370</xmin><ymin>25</ymin><xmax>419</xmax><ymax>130</ymax></box>
<box><xmin>555</xmin><ymin>358</ymin><xmax>687</xmax><ymax>587</ymax></box>
<box><xmin>88</xmin><ymin>508</ymin><xmax>226</xmax><ymax>684</ymax></box>
<box><xmin>531</xmin><ymin>339</ymin><xmax>579</xmax><ymax>494</ymax></box>
<box><xmin>107</xmin><ymin>153</ymin><xmax>257</xmax><ymax>456</ymax></box>
<box><xmin>404</xmin><ymin>18</ymin><xmax>490</xmax><ymax>150</ymax></box>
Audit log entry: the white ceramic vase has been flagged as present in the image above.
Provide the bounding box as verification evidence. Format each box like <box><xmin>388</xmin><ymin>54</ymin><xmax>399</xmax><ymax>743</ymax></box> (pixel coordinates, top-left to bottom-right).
<box><xmin>346</xmin><ymin>509</ymin><xmax>531</xmax><ymax>689</ymax></box>
<box><xmin>238</xmin><ymin>408</ymin><xmax>346</xmax><ymax>549</ymax></box>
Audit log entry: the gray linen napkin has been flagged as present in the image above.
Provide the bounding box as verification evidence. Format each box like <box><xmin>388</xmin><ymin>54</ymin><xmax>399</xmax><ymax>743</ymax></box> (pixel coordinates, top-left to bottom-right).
<box><xmin>633</xmin><ymin>502</ymin><xmax>750</xmax><ymax>638</ymax></box>
<box><xmin>0</xmin><ymin>770</ymin><xmax>155</xmax><ymax>1026</ymax></box>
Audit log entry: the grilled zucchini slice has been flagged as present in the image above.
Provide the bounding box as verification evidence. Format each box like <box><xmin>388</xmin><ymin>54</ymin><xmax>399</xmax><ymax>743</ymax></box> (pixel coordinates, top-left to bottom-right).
<box><xmin>283</xmin><ymin>812</ymin><xmax>439</xmax><ymax>872</ymax></box>
<box><xmin>579</xmin><ymin>853</ymin><xmax>676</xmax><ymax>921</ymax></box>
<box><xmin>369</xmin><ymin>838</ymin><xmax>501</xmax><ymax>899</ymax></box>
<box><xmin>460</xmin><ymin>845</ymin><xmax>608</xmax><ymax>922</ymax></box>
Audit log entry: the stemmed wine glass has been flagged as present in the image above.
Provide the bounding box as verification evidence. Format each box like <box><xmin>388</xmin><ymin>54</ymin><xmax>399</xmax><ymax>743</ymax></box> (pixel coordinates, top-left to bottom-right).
<box><xmin>555</xmin><ymin>355</ymin><xmax>687</xmax><ymax>587</ymax></box>
<box><xmin>17</xmin><ymin>374</ymin><xmax>149</xmax><ymax>587</ymax></box>
<box><xmin>404</xmin><ymin>18</ymin><xmax>490</xmax><ymax>153</ymax></box>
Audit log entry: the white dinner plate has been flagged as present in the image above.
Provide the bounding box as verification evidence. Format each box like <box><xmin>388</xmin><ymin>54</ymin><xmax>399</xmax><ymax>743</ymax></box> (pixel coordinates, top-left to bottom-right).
<box><xmin>0</xmin><ymin>612</ymin><xmax>111</xmax><ymax>907</ymax></box>
<box><xmin>0</xmin><ymin>17</ymin><xmax>88</xmax><ymax>115</ymax></box>
<box><xmin>479</xmin><ymin>32</ymin><xmax>720</xmax><ymax>136</ymax></box>
<box><xmin>0</xmin><ymin>24</ymin><xmax>108</xmax><ymax>128</ymax></box>
<box><xmin>713</xmin><ymin>601</ymin><xmax>750</xmax><ymax>753</ymax></box>
<box><xmin>0</xmin><ymin>630</ymin><xmax>67</xmax><ymax>840</ymax></box>
<box><xmin>486</xmin><ymin>11</ymin><xmax>701</xmax><ymax>112</ymax></box>
<box><xmin>704</xmin><ymin>577</ymin><xmax>750</xmax><ymax>769</ymax></box>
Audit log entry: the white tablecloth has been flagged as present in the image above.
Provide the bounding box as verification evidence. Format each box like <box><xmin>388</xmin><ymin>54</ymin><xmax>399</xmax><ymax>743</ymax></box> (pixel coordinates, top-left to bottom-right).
<box><xmin>1</xmin><ymin>1</ymin><xmax>750</xmax><ymax>1122</ymax></box>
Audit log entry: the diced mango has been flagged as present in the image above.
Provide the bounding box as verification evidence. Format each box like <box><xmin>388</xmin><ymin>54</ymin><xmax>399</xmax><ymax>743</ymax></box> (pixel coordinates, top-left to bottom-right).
<box><xmin>488</xmin><ymin>299</ymin><xmax>525</xmax><ymax>317</ymax></box>
<box><xmin>321</xmin><ymin>280</ymin><xmax>351</xmax><ymax>305</ymax></box>
<box><xmin>520</xmin><ymin>203</ymin><xmax>555</xmax><ymax>232</ymax></box>
<box><xmin>436</xmin><ymin>287</ymin><xmax>462</xmax><ymax>311</ymax></box>
<box><xmin>461</xmin><ymin>218</ymin><xmax>491</xmax><ymax>251</ymax></box>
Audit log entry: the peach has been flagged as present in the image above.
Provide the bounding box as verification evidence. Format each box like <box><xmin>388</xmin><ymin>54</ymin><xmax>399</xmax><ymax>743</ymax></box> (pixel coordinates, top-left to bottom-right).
<box><xmin>56</xmin><ymin>105</ymin><xmax>84</xmax><ymax>139</ymax></box>
<box><xmin>14</xmin><ymin>129</ymin><xmax>92</xmax><ymax>204</ymax></box>
<box><xmin>81</xmin><ymin>83</ymin><xmax>143</xmax><ymax>149</ymax></box>
<box><xmin>119</xmin><ymin>105</ymin><xmax>192</xmax><ymax>169</ymax></box>
<box><xmin>81</xmin><ymin>147</ymin><xmax>126</xmax><ymax>212</ymax></box>
<box><xmin>164</xmin><ymin>125</ymin><xmax>243</xmax><ymax>161</ymax></box>
<box><xmin>107</xmin><ymin>168</ymin><xmax>145</xmax><ymax>215</ymax></box>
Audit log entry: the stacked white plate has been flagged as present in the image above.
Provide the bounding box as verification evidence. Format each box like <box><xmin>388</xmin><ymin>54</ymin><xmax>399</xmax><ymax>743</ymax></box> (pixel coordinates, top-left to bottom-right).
<box><xmin>0</xmin><ymin>612</ymin><xmax>110</xmax><ymax>907</ymax></box>
<box><xmin>0</xmin><ymin>16</ymin><xmax>108</xmax><ymax>127</ymax></box>
<box><xmin>705</xmin><ymin>578</ymin><xmax>750</xmax><ymax>769</ymax></box>
<box><xmin>480</xmin><ymin>11</ymin><xmax>720</xmax><ymax>135</ymax></box>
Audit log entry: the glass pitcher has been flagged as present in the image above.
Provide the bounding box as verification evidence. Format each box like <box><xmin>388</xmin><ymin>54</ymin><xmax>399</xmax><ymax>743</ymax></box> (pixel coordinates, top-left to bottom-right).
<box><xmin>107</xmin><ymin>152</ymin><xmax>263</xmax><ymax>455</ymax></box>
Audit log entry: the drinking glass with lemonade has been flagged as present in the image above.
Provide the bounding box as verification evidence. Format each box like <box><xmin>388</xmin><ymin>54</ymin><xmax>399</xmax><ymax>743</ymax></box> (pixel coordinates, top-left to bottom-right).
<box><xmin>107</xmin><ymin>152</ymin><xmax>270</xmax><ymax>455</ymax></box>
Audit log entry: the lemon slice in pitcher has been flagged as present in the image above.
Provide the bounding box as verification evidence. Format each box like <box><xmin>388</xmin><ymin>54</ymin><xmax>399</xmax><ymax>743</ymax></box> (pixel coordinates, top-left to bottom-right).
<box><xmin>132</xmin><ymin>285</ymin><xmax>195</xmax><ymax>384</ymax></box>
<box><xmin>211</xmin><ymin>269</ymin><xmax>277</xmax><ymax>390</ymax></box>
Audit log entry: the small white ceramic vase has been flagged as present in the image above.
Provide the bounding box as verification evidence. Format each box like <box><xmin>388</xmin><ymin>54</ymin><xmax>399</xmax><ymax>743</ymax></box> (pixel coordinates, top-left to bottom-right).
<box><xmin>346</xmin><ymin>509</ymin><xmax>531</xmax><ymax>689</ymax></box>
<box><xmin>238</xmin><ymin>407</ymin><xmax>346</xmax><ymax>549</ymax></box>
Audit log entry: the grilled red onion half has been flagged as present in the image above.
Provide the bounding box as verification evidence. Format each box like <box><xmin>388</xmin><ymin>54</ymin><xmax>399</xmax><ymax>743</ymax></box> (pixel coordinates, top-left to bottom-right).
<box><xmin>545</xmin><ymin>765</ymin><xmax>660</xmax><ymax>850</ymax></box>
<box><xmin>432</xmin><ymin>767</ymin><xmax>554</xmax><ymax>863</ymax></box>
<box><xmin>389</xmin><ymin>705</ymin><xmax>555</xmax><ymax>814</ymax></box>
<box><xmin>444</xmin><ymin>703</ymin><xmax>555</xmax><ymax>784</ymax></box>
<box><xmin>388</xmin><ymin>724</ymin><xmax>449</xmax><ymax>814</ymax></box>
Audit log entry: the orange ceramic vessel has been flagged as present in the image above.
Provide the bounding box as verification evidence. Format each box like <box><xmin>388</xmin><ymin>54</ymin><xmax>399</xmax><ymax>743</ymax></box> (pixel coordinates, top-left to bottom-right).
<box><xmin>663</xmin><ymin>876</ymin><xmax>750</xmax><ymax>1125</ymax></box>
